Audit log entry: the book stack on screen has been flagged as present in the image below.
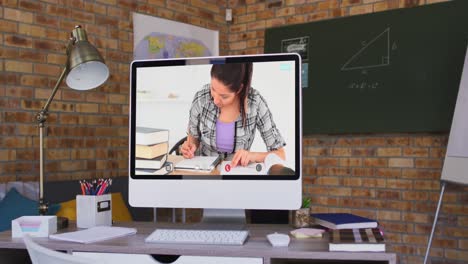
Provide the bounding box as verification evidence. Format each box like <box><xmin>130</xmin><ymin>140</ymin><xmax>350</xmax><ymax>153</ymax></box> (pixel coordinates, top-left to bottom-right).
<box><xmin>135</xmin><ymin>127</ymin><xmax>171</xmax><ymax>175</ymax></box>
<box><xmin>311</xmin><ymin>213</ymin><xmax>384</xmax><ymax>252</ymax></box>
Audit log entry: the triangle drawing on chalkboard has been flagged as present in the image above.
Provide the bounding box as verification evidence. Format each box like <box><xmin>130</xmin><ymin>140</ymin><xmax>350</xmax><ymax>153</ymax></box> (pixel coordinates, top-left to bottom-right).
<box><xmin>341</xmin><ymin>28</ymin><xmax>390</xmax><ymax>71</ymax></box>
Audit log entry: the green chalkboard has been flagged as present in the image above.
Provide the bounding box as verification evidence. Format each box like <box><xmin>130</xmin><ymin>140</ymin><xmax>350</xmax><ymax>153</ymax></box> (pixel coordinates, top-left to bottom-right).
<box><xmin>265</xmin><ymin>0</ymin><xmax>468</xmax><ymax>134</ymax></box>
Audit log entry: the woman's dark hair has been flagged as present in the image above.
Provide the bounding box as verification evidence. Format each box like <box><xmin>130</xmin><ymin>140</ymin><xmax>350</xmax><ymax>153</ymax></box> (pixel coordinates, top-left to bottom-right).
<box><xmin>210</xmin><ymin>62</ymin><xmax>253</xmax><ymax>126</ymax></box>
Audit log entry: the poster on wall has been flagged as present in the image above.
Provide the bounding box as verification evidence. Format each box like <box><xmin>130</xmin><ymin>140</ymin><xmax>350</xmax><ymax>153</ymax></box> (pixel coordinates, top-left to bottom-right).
<box><xmin>133</xmin><ymin>12</ymin><xmax>219</xmax><ymax>60</ymax></box>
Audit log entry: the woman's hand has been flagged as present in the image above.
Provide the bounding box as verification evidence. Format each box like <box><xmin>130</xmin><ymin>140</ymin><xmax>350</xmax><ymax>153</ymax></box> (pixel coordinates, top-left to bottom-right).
<box><xmin>231</xmin><ymin>149</ymin><xmax>257</xmax><ymax>167</ymax></box>
<box><xmin>231</xmin><ymin>148</ymin><xmax>285</xmax><ymax>167</ymax></box>
<box><xmin>180</xmin><ymin>136</ymin><xmax>197</xmax><ymax>159</ymax></box>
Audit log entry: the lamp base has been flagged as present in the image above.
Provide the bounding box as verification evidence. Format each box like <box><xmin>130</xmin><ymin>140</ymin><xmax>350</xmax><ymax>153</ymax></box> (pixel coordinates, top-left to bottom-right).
<box><xmin>38</xmin><ymin>198</ymin><xmax>48</xmax><ymax>216</ymax></box>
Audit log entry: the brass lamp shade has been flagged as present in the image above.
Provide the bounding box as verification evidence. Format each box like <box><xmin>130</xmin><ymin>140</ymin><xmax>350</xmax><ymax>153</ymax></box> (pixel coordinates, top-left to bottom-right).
<box><xmin>66</xmin><ymin>26</ymin><xmax>109</xmax><ymax>90</ymax></box>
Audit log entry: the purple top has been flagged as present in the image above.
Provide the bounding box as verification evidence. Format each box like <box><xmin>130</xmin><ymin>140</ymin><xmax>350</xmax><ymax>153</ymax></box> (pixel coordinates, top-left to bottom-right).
<box><xmin>216</xmin><ymin>120</ymin><xmax>235</xmax><ymax>153</ymax></box>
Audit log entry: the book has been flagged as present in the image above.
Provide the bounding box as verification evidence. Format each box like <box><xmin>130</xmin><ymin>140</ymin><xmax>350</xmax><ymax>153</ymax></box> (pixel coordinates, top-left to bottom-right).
<box><xmin>136</xmin><ymin>162</ymin><xmax>173</xmax><ymax>175</ymax></box>
<box><xmin>174</xmin><ymin>156</ymin><xmax>221</xmax><ymax>172</ymax></box>
<box><xmin>135</xmin><ymin>127</ymin><xmax>169</xmax><ymax>145</ymax></box>
<box><xmin>49</xmin><ymin>226</ymin><xmax>137</xmax><ymax>244</ymax></box>
<box><xmin>135</xmin><ymin>142</ymin><xmax>169</xmax><ymax>159</ymax></box>
<box><xmin>135</xmin><ymin>154</ymin><xmax>167</xmax><ymax>170</ymax></box>
<box><xmin>329</xmin><ymin>228</ymin><xmax>385</xmax><ymax>252</ymax></box>
<box><xmin>311</xmin><ymin>213</ymin><xmax>378</xmax><ymax>229</ymax></box>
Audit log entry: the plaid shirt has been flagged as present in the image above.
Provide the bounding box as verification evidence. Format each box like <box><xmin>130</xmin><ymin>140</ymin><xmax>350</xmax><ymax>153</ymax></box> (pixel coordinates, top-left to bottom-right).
<box><xmin>188</xmin><ymin>84</ymin><xmax>286</xmax><ymax>158</ymax></box>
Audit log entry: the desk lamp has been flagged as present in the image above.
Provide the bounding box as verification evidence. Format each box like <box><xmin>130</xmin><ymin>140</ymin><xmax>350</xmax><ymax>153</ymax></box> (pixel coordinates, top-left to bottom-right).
<box><xmin>36</xmin><ymin>25</ymin><xmax>109</xmax><ymax>215</ymax></box>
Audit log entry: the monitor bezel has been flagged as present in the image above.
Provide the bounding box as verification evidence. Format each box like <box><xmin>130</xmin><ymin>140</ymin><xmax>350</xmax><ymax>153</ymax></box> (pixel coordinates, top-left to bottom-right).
<box><xmin>129</xmin><ymin>53</ymin><xmax>301</xmax><ymax>181</ymax></box>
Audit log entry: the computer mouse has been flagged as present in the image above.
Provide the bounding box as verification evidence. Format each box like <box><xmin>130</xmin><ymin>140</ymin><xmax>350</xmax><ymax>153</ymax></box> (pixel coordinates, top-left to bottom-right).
<box><xmin>267</xmin><ymin>232</ymin><xmax>290</xmax><ymax>247</ymax></box>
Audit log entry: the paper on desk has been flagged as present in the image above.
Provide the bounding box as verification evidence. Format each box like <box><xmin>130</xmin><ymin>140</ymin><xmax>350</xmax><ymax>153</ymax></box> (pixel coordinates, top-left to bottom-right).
<box><xmin>49</xmin><ymin>226</ymin><xmax>137</xmax><ymax>244</ymax></box>
<box><xmin>290</xmin><ymin>228</ymin><xmax>325</xmax><ymax>238</ymax></box>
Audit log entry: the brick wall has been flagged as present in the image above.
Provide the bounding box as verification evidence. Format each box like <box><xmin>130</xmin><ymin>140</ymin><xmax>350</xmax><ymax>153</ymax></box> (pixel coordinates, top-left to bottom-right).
<box><xmin>1</xmin><ymin>0</ymin><xmax>466</xmax><ymax>263</ymax></box>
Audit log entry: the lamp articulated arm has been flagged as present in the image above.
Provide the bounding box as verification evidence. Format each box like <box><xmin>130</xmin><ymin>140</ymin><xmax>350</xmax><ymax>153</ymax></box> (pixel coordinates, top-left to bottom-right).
<box><xmin>36</xmin><ymin>38</ymin><xmax>74</xmax><ymax>215</ymax></box>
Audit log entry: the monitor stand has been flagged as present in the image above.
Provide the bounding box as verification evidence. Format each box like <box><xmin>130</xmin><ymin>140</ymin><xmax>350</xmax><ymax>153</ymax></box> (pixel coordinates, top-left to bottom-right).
<box><xmin>196</xmin><ymin>209</ymin><xmax>246</xmax><ymax>230</ymax></box>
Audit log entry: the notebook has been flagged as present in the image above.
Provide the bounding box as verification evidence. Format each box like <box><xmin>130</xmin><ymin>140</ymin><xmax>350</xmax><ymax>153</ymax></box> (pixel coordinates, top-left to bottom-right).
<box><xmin>49</xmin><ymin>226</ymin><xmax>137</xmax><ymax>244</ymax></box>
<box><xmin>311</xmin><ymin>213</ymin><xmax>378</xmax><ymax>229</ymax></box>
<box><xmin>174</xmin><ymin>156</ymin><xmax>221</xmax><ymax>172</ymax></box>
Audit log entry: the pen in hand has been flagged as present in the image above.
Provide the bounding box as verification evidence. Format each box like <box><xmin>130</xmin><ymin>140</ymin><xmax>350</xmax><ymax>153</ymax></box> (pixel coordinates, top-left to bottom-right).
<box><xmin>182</xmin><ymin>132</ymin><xmax>196</xmax><ymax>159</ymax></box>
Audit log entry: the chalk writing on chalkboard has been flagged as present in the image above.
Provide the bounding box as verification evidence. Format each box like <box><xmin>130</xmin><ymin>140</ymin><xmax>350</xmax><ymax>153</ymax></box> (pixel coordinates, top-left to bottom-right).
<box><xmin>341</xmin><ymin>28</ymin><xmax>392</xmax><ymax>72</ymax></box>
<box><xmin>348</xmin><ymin>82</ymin><xmax>380</xmax><ymax>91</ymax></box>
<box><xmin>281</xmin><ymin>36</ymin><xmax>309</xmax><ymax>61</ymax></box>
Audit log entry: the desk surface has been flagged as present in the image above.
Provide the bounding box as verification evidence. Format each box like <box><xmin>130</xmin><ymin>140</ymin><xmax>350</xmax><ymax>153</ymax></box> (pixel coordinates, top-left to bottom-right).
<box><xmin>0</xmin><ymin>222</ymin><xmax>396</xmax><ymax>264</ymax></box>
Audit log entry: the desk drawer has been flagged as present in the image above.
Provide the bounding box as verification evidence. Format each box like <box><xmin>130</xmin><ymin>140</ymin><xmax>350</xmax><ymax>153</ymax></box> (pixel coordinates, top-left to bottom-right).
<box><xmin>73</xmin><ymin>252</ymin><xmax>262</xmax><ymax>264</ymax></box>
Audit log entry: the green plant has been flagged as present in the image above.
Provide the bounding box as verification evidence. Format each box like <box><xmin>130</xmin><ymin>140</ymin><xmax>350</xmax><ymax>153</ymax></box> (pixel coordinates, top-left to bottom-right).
<box><xmin>302</xmin><ymin>197</ymin><xmax>311</xmax><ymax>209</ymax></box>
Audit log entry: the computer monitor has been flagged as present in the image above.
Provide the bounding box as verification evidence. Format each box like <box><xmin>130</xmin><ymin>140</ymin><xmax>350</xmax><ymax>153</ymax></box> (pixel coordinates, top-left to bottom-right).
<box><xmin>129</xmin><ymin>53</ymin><xmax>302</xmax><ymax>224</ymax></box>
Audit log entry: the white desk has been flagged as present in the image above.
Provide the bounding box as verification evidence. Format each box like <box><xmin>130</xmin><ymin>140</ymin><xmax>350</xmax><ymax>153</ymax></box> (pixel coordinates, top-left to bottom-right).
<box><xmin>0</xmin><ymin>222</ymin><xmax>397</xmax><ymax>264</ymax></box>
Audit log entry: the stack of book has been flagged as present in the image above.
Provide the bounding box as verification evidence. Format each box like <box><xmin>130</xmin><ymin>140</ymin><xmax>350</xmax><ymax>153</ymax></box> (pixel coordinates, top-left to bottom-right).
<box><xmin>310</xmin><ymin>213</ymin><xmax>385</xmax><ymax>252</ymax></box>
<box><xmin>135</xmin><ymin>127</ymin><xmax>171</xmax><ymax>175</ymax></box>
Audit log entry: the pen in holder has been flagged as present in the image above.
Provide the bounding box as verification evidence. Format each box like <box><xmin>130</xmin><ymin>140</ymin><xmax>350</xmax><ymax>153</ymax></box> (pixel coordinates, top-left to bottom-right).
<box><xmin>76</xmin><ymin>179</ymin><xmax>113</xmax><ymax>228</ymax></box>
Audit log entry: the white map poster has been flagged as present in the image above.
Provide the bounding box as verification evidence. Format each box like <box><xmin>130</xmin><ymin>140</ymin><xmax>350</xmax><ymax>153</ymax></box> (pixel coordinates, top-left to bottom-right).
<box><xmin>133</xmin><ymin>13</ymin><xmax>219</xmax><ymax>60</ymax></box>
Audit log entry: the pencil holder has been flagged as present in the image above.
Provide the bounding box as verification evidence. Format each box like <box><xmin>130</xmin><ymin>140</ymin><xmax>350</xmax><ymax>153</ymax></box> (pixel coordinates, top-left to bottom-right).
<box><xmin>76</xmin><ymin>194</ymin><xmax>112</xmax><ymax>228</ymax></box>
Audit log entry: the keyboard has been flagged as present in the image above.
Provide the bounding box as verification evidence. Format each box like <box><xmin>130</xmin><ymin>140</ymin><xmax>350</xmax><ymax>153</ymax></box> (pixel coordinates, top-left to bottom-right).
<box><xmin>145</xmin><ymin>228</ymin><xmax>249</xmax><ymax>245</ymax></box>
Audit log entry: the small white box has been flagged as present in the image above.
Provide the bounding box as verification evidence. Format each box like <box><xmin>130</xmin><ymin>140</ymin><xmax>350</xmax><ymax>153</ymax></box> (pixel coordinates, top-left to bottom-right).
<box><xmin>76</xmin><ymin>194</ymin><xmax>112</xmax><ymax>228</ymax></box>
<box><xmin>12</xmin><ymin>216</ymin><xmax>57</xmax><ymax>238</ymax></box>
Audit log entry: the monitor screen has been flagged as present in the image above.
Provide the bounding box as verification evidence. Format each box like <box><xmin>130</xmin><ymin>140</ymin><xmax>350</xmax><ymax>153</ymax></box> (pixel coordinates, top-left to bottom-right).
<box><xmin>129</xmin><ymin>54</ymin><xmax>302</xmax><ymax>211</ymax></box>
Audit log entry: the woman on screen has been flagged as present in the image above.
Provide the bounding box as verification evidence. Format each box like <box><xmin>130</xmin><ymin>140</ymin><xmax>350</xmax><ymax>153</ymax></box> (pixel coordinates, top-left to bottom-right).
<box><xmin>180</xmin><ymin>62</ymin><xmax>286</xmax><ymax>167</ymax></box>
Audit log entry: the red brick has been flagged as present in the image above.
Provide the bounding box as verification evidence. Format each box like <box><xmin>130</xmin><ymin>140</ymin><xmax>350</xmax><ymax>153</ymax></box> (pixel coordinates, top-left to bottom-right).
<box><xmin>317</xmin><ymin>157</ymin><xmax>339</xmax><ymax>166</ymax></box>
<box><xmin>307</xmin><ymin>11</ymin><xmax>329</xmax><ymax>21</ymax></box>
<box><xmin>5</xmin><ymin>34</ymin><xmax>32</xmax><ymax>48</ymax></box>
<box><xmin>330</xmin><ymin>147</ymin><xmax>352</xmax><ymax>156</ymax></box>
<box><xmin>414</xmin><ymin>158</ymin><xmax>443</xmax><ymax>169</ymax></box>
<box><xmin>276</xmin><ymin>7</ymin><xmax>295</xmax><ymax>16</ymax></box>
<box><xmin>377</xmin><ymin>147</ymin><xmax>402</xmax><ymax>156</ymax></box>
<box><xmin>362</xmin><ymin>178</ymin><xmax>386</xmax><ymax>188</ymax></box>
<box><xmin>363</xmin><ymin>158</ymin><xmax>387</xmax><ymax>167</ymax></box>
<box><xmin>403</xmin><ymin>147</ymin><xmax>429</xmax><ymax>157</ymax></box>
<box><xmin>339</xmin><ymin>157</ymin><xmax>362</xmax><ymax>167</ymax></box>
<box><xmin>306</xmin><ymin>147</ymin><xmax>328</xmax><ymax>156</ymax></box>
<box><xmin>296</xmin><ymin>5</ymin><xmax>317</xmax><ymax>14</ymax></box>
<box><xmin>349</xmin><ymin>4</ymin><xmax>373</xmax><ymax>15</ymax></box>
<box><xmin>0</xmin><ymin>98</ymin><xmax>20</xmax><ymax>109</ymax></box>
<box><xmin>0</xmin><ymin>150</ymin><xmax>16</xmax><ymax>161</ymax></box>
<box><xmin>4</xmin><ymin>7</ymin><xmax>34</xmax><ymax>23</ymax></box>
<box><xmin>5</xmin><ymin>60</ymin><xmax>33</xmax><ymax>73</ymax></box>
<box><xmin>0</xmin><ymin>20</ymin><xmax>18</xmax><ymax>33</ymax></box>
<box><xmin>6</xmin><ymin>86</ymin><xmax>33</xmax><ymax>98</ymax></box>
<box><xmin>387</xmin><ymin>179</ymin><xmax>412</xmax><ymax>189</ymax></box>
<box><xmin>343</xmin><ymin>177</ymin><xmax>362</xmax><ymax>187</ymax></box>
<box><xmin>429</xmin><ymin>147</ymin><xmax>445</xmax><ymax>158</ymax></box>
<box><xmin>412</xmin><ymin>136</ymin><xmax>446</xmax><ymax>147</ymax></box>
<box><xmin>377</xmin><ymin>210</ymin><xmax>401</xmax><ymax>221</ymax></box>
<box><xmin>375</xmin><ymin>168</ymin><xmax>401</xmax><ymax>177</ymax></box>
<box><xmin>352</xmin><ymin>147</ymin><xmax>376</xmax><ymax>156</ymax></box>
<box><xmin>253</xmin><ymin>10</ymin><xmax>272</xmax><ymax>21</ymax></box>
<box><xmin>389</xmin><ymin>158</ymin><xmax>414</xmax><ymax>168</ymax></box>
<box><xmin>352</xmin><ymin>167</ymin><xmax>374</xmax><ymax>177</ymax></box>
<box><xmin>247</xmin><ymin>20</ymin><xmax>266</xmax><ymax>30</ymax></box>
